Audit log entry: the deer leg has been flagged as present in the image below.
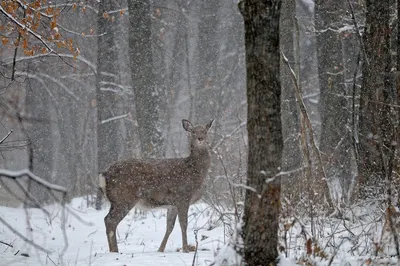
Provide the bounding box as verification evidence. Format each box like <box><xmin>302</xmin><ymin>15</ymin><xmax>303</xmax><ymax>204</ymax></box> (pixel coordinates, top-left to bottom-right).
<box><xmin>104</xmin><ymin>202</ymin><xmax>134</xmax><ymax>253</ymax></box>
<box><xmin>177</xmin><ymin>204</ymin><xmax>190</xmax><ymax>253</ymax></box>
<box><xmin>158</xmin><ymin>206</ymin><xmax>178</xmax><ymax>252</ymax></box>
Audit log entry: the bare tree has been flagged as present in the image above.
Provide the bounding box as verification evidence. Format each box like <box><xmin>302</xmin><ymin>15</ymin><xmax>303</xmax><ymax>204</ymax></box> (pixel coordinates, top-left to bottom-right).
<box><xmin>239</xmin><ymin>0</ymin><xmax>283</xmax><ymax>265</ymax></box>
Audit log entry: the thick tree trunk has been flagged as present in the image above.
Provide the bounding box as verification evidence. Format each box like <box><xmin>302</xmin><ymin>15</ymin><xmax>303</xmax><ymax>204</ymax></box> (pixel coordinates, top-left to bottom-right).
<box><xmin>127</xmin><ymin>0</ymin><xmax>165</xmax><ymax>158</ymax></box>
<box><xmin>357</xmin><ymin>0</ymin><xmax>393</xmax><ymax>199</ymax></box>
<box><xmin>315</xmin><ymin>1</ymin><xmax>353</xmax><ymax>203</ymax></box>
<box><xmin>239</xmin><ymin>1</ymin><xmax>283</xmax><ymax>265</ymax></box>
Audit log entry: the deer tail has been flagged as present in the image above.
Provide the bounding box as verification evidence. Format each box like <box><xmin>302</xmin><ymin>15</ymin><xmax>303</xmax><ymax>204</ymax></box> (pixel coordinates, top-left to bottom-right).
<box><xmin>95</xmin><ymin>174</ymin><xmax>107</xmax><ymax>210</ymax></box>
<box><xmin>99</xmin><ymin>173</ymin><xmax>107</xmax><ymax>196</ymax></box>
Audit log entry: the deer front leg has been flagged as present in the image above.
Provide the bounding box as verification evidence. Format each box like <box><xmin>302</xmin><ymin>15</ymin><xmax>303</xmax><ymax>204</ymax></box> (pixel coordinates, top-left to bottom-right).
<box><xmin>158</xmin><ymin>206</ymin><xmax>178</xmax><ymax>252</ymax></box>
<box><xmin>177</xmin><ymin>204</ymin><xmax>190</xmax><ymax>253</ymax></box>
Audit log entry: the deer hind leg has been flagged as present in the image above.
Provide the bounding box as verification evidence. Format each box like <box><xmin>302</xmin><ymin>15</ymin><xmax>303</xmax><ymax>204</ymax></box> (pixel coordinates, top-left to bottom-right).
<box><xmin>104</xmin><ymin>201</ymin><xmax>135</xmax><ymax>253</ymax></box>
<box><xmin>158</xmin><ymin>206</ymin><xmax>178</xmax><ymax>252</ymax></box>
<box><xmin>177</xmin><ymin>204</ymin><xmax>190</xmax><ymax>253</ymax></box>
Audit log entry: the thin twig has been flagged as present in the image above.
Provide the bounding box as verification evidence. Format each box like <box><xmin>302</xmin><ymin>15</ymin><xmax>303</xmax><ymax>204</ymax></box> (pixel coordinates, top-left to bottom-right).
<box><xmin>0</xmin><ymin>6</ymin><xmax>55</xmax><ymax>54</ymax></box>
<box><xmin>351</xmin><ymin>51</ymin><xmax>361</xmax><ymax>162</ymax></box>
<box><xmin>0</xmin><ymin>130</ymin><xmax>13</xmax><ymax>144</ymax></box>
<box><xmin>191</xmin><ymin>229</ymin><xmax>199</xmax><ymax>266</ymax></box>
<box><xmin>0</xmin><ymin>240</ymin><xmax>13</xmax><ymax>248</ymax></box>
<box><xmin>11</xmin><ymin>10</ymin><xmax>25</xmax><ymax>80</ymax></box>
<box><xmin>346</xmin><ymin>0</ymin><xmax>369</xmax><ymax>65</ymax></box>
<box><xmin>0</xmin><ymin>216</ymin><xmax>50</xmax><ymax>253</ymax></box>
<box><xmin>212</xmin><ymin>121</ymin><xmax>246</xmax><ymax>152</ymax></box>
<box><xmin>0</xmin><ymin>5</ymin><xmax>75</xmax><ymax>69</ymax></box>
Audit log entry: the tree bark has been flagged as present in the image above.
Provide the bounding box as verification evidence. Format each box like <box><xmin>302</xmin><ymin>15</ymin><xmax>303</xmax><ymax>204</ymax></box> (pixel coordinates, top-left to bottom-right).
<box><xmin>95</xmin><ymin>0</ymin><xmax>124</xmax><ymax>209</ymax></box>
<box><xmin>239</xmin><ymin>0</ymin><xmax>283</xmax><ymax>265</ymax></box>
<box><xmin>357</xmin><ymin>0</ymin><xmax>393</xmax><ymax>199</ymax></box>
<box><xmin>96</xmin><ymin>0</ymin><xmax>123</xmax><ymax>170</ymax></box>
<box><xmin>127</xmin><ymin>0</ymin><xmax>165</xmax><ymax>158</ymax></box>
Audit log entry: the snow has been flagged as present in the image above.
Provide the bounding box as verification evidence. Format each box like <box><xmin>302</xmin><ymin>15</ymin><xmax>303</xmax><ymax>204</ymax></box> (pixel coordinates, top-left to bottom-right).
<box><xmin>1</xmin><ymin>197</ymin><xmax>398</xmax><ymax>266</ymax></box>
<box><xmin>0</xmin><ymin>198</ymin><xmax>227</xmax><ymax>266</ymax></box>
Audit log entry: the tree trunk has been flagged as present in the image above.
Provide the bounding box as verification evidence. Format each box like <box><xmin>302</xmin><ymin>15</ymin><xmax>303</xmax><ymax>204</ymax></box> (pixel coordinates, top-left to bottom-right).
<box><xmin>96</xmin><ymin>0</ymin><xmax>123</xmax><ymax>170</ymax></box>
<box><xmin>357</xmin><ymin>0</ymin><xmax>393</xmax><ymax>199</ymax></box>
<box><xmin>239</xmin><ymin>0</ymin><xmax>283</xmax><ymax>265</ymax></box>
<box><xmin>127</xmin><ymin>0</ymin><xmax>165</xmax><ymax>158</ymax></box>
<box><xmin>95</xmin><ymin>0</ymin><xmax>124</xmax><ymax>209</ymax></box>
<box><xmin>193</xmin><ymin>0</ymin><xmax>222</xmax><ymax>122</ymax></box>
<box><xmin>315</xmin><ymin>0</ymin><xmax>353</xmax><ymax>203</ymax></box>
<box><xmin>280</xmin><ymin>0</ymin><xmax>302</xmax><ymax>202</ymax></box>
<box><xmin>25</xmin><ymin>70</ymin><xmax>54</xmax><ymax>204</ymax></box>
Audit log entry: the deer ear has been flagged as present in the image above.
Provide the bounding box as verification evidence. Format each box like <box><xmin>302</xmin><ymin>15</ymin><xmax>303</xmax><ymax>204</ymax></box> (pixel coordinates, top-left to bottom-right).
<box><xmin>205</xmin><ymin>119</ymin><xmax>214</xmax><ymax>132</ymax></box>
<box><xmin>182</xmin><ymin>119</ymin><xmax>194</xmax><ymax>132</ymax></box>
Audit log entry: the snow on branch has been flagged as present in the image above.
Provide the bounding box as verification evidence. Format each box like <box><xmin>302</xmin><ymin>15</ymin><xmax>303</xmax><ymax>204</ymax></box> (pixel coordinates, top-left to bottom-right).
<box><xmin>0</xmin><ymin>5</ymin><xmax>55</xmax><ymax>54</ymax></box>
<box><xmin>0</xmin><ymin>169</ymin><xmax>67</xmax><ymax>193</ymax></box>
<box><xmin>9</xmin><ymin>53</ymin><xmax>96</xmax><ymax>73</ymax></box>
<box><xmin>101</xmin><ymin>114</ymin><xmax>128</xmax><ymax>125</ymax></box>
<box><xmin>0</xmin><ymin>130</ymin><xmax>13</xmax><ymax>144</ymax></box>
<box><xmin>0</xmin><ymin>169</ymin><xmax>69</xmax><ymax>255</ymax></box>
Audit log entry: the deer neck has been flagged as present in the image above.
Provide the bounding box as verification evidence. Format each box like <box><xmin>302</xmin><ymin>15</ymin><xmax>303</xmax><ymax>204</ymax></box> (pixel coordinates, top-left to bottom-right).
<box><xmin>188</xmin><ymin>146</ymin><xmax>210</xmax><ymax>169</ymax></box>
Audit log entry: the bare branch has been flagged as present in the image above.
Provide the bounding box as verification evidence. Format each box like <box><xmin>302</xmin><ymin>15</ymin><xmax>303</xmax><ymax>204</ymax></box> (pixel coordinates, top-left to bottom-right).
<box><xmin>101</xmin><ymin>114</ymin><xmax>128</xmax><ymax>125</ymax></box>
<box><xmin>0</xmin><ymin>5</ymin><xmax>56</xmax><ymax>54</ymax></box>
<box><xmin>0</xmin><ymin>169</ymin><xmax>67</xmax><ymax>193</ymax></box>
<box><xmin>281</xmin><ymin>50</ymin><xmax>333</xmax><ymax>207</ymax></box>
<box><xmin>346</xmin><ymin>0</ymin><xmax>369</xmax><ymax>65</ymax></box>
<box><xmin>0</xmin><ymin>130</ymin><xmax>13</xmax><ymax>144</ymax></box>
<box><xmin>0</xmin><ymin>215</ymin><xmax>51</xmax><ymax>253</ymax></box>
<box><xmin>9</xmin><ymin>53</ymin><xmax>96</xmax><ymax>73</ymax></box>
<box><xmin>212</xmin><ymin>121</ymin><xmax>247</xmax><ymax>152</ymax></box>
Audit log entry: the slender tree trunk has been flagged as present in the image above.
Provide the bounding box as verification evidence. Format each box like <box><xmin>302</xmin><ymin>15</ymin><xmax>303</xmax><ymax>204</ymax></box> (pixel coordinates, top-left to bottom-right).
<box><xmin>357</xmin><ymin>0</ymin><xmax>393</xmax><ymax>199</ymax></box>
<box><xmin>95</xmin><ymin>0</ymin><xmax>123</xmax><ymax>209</ymax></box>
<box><xmin>193</xmin><ymin>0</ymin><xmax>222</xmax><ymax>122</ymax></box>
<box><xmin>127</xmin><ymin>0</ymin><xmax>165</xmax><ymax>158</ymax></box>
<box><xmin>25</xmin><ymin>71</ymin><xmax>53</xmax><ymax>204</ymax></box>
<box><xmin>239</xmin><ymin>0</ymin><xmax>283</xmax><ymax>265</ymax></box>
<box><xmin>315</xmin><ymin>1</ymin><xmax>353</xmax><ymax>203</ymax></box>
<box><xmin>96</xmin><ymin>0</ymin><xmax>123</xmax><ymax>169</ymax></box>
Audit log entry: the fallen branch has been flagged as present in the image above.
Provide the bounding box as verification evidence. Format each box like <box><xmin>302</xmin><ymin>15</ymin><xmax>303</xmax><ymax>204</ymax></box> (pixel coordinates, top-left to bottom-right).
<box><xmin>281</xmin><ymin>50</ymin><xmax>333</xmax><ymax>208</ymax></box>
<box><xmin>0</xmin><ymin>240</ymin><xmax>13</xmax><ymax>248</ymax></box>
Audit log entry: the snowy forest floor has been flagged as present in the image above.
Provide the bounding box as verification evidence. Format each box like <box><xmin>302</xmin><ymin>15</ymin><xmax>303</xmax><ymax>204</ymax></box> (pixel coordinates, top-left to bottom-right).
<box><xmin>0</xmin><ymin>198</ymin><xmax>239</xmax><ymax>266</ymax></box>
<box><xmin>0</xmin><ymin>197</ymin><xmax>398</xmax><ymax>266</ymax></box>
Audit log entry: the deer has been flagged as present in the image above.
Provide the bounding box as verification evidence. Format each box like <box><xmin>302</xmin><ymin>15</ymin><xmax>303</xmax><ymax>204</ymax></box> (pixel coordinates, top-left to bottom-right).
<box><xmin>98</xmin><ymin>119</ymin><xmax>213</xmax><ymax>253</ymax></box>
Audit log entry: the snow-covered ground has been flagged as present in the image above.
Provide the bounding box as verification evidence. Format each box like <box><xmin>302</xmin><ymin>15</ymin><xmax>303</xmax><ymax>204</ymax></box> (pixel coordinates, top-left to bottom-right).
<box><xmin>1</xmin><ymin>197</ymin><xmax>398</xmax><ymax>266</ymax></box>
<box><xmin>0</xmin><ymin>198</ymin><xmax>240</xmax><ymax>266</ymax></box>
